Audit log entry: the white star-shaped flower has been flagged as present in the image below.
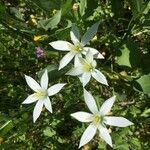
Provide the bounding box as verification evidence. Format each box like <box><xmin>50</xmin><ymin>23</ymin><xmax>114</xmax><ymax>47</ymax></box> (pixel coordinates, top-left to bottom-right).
<box><xmin>22</xmin><ymin>70</ymin><xmax>66</xmax><ymax>122</ymax></box>
<box><xmin>66</xmin><ymin>51</ymin><xmax>108</xmax><ymax>87</ymax></box>
<box><xmin>49</xmin><ymin>22</ymin><xmax>104</xmax><ymax>70</ymax></box>
<box><xmin>71</xmin><ymin>89</ymin><xmax>133</xmax><ymax>148</ymax></box>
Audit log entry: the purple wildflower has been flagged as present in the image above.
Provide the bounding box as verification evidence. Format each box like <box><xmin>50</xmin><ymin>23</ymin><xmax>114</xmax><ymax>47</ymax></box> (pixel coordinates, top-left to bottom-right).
<box><xmin>36</xmin><ymin>47</ymin><xmax>44</xmax><ymax>58</ymax></box>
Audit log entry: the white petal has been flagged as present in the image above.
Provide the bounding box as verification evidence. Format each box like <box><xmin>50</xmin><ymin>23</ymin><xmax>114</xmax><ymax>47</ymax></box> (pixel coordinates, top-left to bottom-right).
<box><xmin>70</xmin><ymin>31</ymin><xmax>80</xmax><ymax>44</ymax></box>
<box><xmin>104</xmin><ymin>117</ymin><xmax>133</xmax><ymax>127</ymax></box>
<box><xmin>92</xmin><ymin>69</ymin><xmax>108</xmax><ymax>86</ymax></box>
<box><xmin>85</xmin><ymin>50</ymin><xmax>94</xmax><ymax>63</ymax></box>
<box><xmin>25</xmin><ymin>75</ymin><xmax>41</xmax><ymax>92</ymax></box>
<box><xmin>44</xmin><ymin>97</ymin><xmax>52</xmax><ymax>113</ymax></box>
<box><xmin>66</xmin><ymin>67</ymin><xmax>83</xmax><ymax>76</ymax></box>
<box><xmin>82</xmin><ymin>73</ymin><xmax>91</xmax><ymax>87</ymax></box>
<box><xmin>84</xmin><ymin>47</ymin><xmax>104</xmax><ymax>59</ymax></box>
<box><xmin>33</xmin><ymin>100</ymin><xmax>44</xmax><ymax>122</ymax></box>
<box><xmin>48</xmin><ymin>83</ymin><xmax>66</xmax><ymax>96</ymax></box>
<box><xmin>59</xmin><ymin>52</ymin><xmax>75</xmax><ymax>70</ymax></box>
<box><xmin>40</xmin><ymin>70</ymin><xmax>48</xmax><ymax>89</ymax></box>
<box><xmin>74</xmin><ymin>54</ymin><xmax>82</xmax><ymax>67</ymax></box>
<box><xmin>99</xmin><ymin>96</ymin><xmax>116</xmax><ymax>116</ymax></box>
<box><xmin>79</xmin><ymin>57</ymin><xmax>87</xmax><ymax>66</ymax></box>
<box><xmin>79</xmin><ymin>123</ymin><xmax>97</xmax><ymax>148</ymax></box>
<box><xmin>84</xmin><ymin>89</ymin><xmax>98</xmax><ymax>114</ymax></box>
<box><xmin>49</xmin><ymin>41</ymin><xmax>71</xmax><ymax>51</ymax></box>
<box><xmin>22</xmin><ymin>94</ymin><xmax>38</xmax><ymax>104</ymax></box>
<box><xmin>70</xmin><ymin>112</ymin><xmax>93</xmax><ymax>122</ymax></box>
<box><xmin>98</xmin><ymin>125</ymin><xmax>113</xmax><ymax>147</ymax></box>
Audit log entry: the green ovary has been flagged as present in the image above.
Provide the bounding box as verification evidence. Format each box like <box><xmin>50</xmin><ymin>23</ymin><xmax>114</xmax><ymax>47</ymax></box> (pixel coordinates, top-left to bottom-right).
<box><xmin>94</xmin><ymin>114</ymin><xmax>101</xmax><ymax>124</ymax></box>
<box><xmin>74</xmin><ymin>45</ymin><xmax>82</xmax><ymax>52</ymax></box>
<box><xmin>34</xmin><ymin>91</ymin><xmax>47</xmax><ymax>99</ymax></box>
<box><xmin>69</xmin><ymin>44</ymin><xmax>82</xmax><ymax>53</ymax></box>
<box><xmin>83</xmin><ymin>63</ymin><xmax>93</xmax><ymax>72</ymax></box>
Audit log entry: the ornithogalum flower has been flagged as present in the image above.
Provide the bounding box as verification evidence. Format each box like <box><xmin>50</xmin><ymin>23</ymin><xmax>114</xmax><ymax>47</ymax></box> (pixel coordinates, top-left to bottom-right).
<box><xmin>66</xmin><ymin>51</ymin><xmax>108</xmax><ymax>87</ymax></box>
<box><xmin>71</xmin><ymin>89</ymin><xmax>133</xmax><ymax>148</ymax></box>
<box><xmin>22</xmin><ymin>70</ymin><xmax>66</xmax><ymax>122</ymax></box>
<box><xmin>49</xmin><ymin>22</ymin><xmax>104</xmax><ymax>70</ymax></box>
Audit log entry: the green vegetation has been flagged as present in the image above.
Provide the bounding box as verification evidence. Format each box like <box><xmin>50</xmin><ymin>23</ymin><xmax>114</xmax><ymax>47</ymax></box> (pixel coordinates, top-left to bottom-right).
<box><xmin>0</xmin><ymin>0</ymin><xmax>150</xmax><ymax>149</ymax></box>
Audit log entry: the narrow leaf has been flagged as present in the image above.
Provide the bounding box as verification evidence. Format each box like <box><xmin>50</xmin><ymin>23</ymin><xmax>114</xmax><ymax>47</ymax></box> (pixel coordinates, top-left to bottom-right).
<box><xmin>37</xmin><ymin>10</ymin><xmax>61</xmax><ymax>30</ymax></box>
<box><xmin>81</xmin><ymin>21</ymin><xmax>100</xmax><ymax>46</ymax></box>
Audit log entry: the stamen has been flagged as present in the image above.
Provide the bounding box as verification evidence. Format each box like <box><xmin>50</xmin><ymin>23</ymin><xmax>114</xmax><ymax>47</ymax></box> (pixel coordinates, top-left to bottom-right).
<box><xmin>94</xmin><ymin>114</ymin><xmax>101</xmax><ymax>124</ymax></box>
<box><xmin>69</xmin><ymin>43</ymin><xmax>83</xmax><ymax>53</ymax></box>
<box><xmin>34</xmin><ymin>90</ymin><xmax>47</xmax><ymax>99</ymax></box>
<box><xmin>83</xmin><ymin>63</ymin><xmax>93</xmax><ymax>72</ymax></box>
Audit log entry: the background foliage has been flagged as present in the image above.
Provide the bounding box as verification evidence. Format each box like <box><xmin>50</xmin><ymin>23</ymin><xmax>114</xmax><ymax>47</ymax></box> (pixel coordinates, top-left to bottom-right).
<box><xmin>0</xmin><ymin>0</ymin><xmax>150</xmax><ymax>149</ymax></box>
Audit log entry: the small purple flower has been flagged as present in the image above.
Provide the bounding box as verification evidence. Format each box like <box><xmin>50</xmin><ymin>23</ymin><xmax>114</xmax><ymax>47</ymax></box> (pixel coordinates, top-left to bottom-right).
<box><xmin>36</xmin><ymin>47</ymin><xmax>44</xmax><ymax>58</ymax></box>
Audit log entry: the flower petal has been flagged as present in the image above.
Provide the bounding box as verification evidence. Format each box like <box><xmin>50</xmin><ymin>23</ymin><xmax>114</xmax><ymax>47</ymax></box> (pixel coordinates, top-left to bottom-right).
<box><xmin>66</xmin><ymin>67</ymin><xmax>83</xmax><ymax>76</ymax></box>
<box><xmin>33</xmin><ymin>100</ymin><xmax>44</xmax><ymax>122</ymax></box>
<box><xmin>49</xmin><ymin>41</ymin><xmax>71</xmax><ymax>51</ymax></box>
<box><xmin>48</xmin><ymin>83</ymin><xmax>66</xmax><ymax>96</ymax></box>
<box><xmin>104</xmin><ymin>116</ymin><xmax>133</xmax><ymax>127</ymax></box>
<box><xmin>71</xmin><ymin>111</ymin><xmax>93</xmax><ymax>122</ymax></box>
<box><xmin>25</xmin><ymin>75</ymin><xmax>41</xmax><ymax>92</ymax></box>
<box><xmin>40</xmin><ymin>70</ymin><xmax>48</xmax><ymax>89</ymax></box>
<box><xmin>79</xmin><ymin>123</ymin><xmax>97</xmax><ymax>148</ymax></box>
<box><xmin>82</xmin><ymin>73</ymin><xmax>91</xmax><ymax>87</ymax></box>
<box><xmin>98</xmin><ymin>124</ymin><xmax>113</xmax><ymax>147</ymax></box>
<box><xmin>84</xmin><ymin>89</ymin><xmax>98</xmax><ymax>114</ymax></box>
<box><xmin>99</xmin><ymin>96</ymin><xmax>116</xmax><ymax>116</ymax></box>
<box><xmin>84</xmin><ymin>47</ymin><xmax>104</xmax><ymax>59</ymax></box>
<box><xmin>22</xmin><ymin>94</ymin><xmax>38</xmax><ymax>104</ymax></box>
<box><xmin>74</xmin><ymin>54</ymin><xmax>82</xmax><ymax>67</ymax></box>
<box><xmin>92</xmin><ymin>69</ymin><xmax>108</xmax><ymax>86</ymax></box>
<box><xmin>85</xmin><ymin>50</ymin><xmax>94</xmax><ymax>63</ymax></box>
<box><xmin>70</xmin><ymin>30</ymin><xmax>80</xmax><ymax>44</ymax></box>
<box><xmin>59</xmin><ymin>52</ymin><xmax>75</xmax><ymax>70</ymax></box>
<box><xmin>44</xmin><ymin>97</ymin><xmax>52</xmax><ymax>113</ymax></box>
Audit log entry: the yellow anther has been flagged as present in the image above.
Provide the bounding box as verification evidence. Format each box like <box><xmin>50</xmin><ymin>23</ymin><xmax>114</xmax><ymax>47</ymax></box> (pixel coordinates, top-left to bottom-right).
<box><xmin>94</xmin><ymin>114</ymin><xmax>101</xmax><ymax>124</ymax></box>
<box><xmin>83</xmin><ymin>63</ymin><xmax>93</xmax><ymax>72</ymax></box>
<box><xmin>34</xmin><ymin>91</ymin><xmax>47</xmax><ymax>99</ymax></box>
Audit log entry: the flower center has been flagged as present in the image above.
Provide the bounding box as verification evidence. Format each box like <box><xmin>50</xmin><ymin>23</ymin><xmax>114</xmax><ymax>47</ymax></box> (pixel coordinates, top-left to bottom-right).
<box><xmin>83</xmin><ymin>63</ymin><xmax>93</xmax><ymax>72</ymax></box>
<box><xmin>74</xmin><ymin>45</ymin><xmax>82</xmax><ymax>52</ymax></box>
<box><xmin>69</xmin><ymin>43</ymin><xmax>83</xmax><ymax>53</ymax></box>
<box><xmin>34</xmin><ymin>90</ymin><xmax>47</xmax><ymax>99</ymax></box>
<box><xmin>93</xmin><ymin>114</ymin><xmax>101</xmax><ymax>124</ymax></box>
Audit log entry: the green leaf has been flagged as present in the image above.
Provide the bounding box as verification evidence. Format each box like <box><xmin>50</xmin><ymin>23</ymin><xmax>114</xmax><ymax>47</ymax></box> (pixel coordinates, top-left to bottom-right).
<box><xmin>116</xmin><ymin>144</ymin><xmax>129</xmax><ymax>150</ymax></box>
<box><xmin>111</xmin><ymin>0</ymin><xmax>124</xmax><ymax>18</ymax></box>
<box><xmin>116</xmin><ymin>41</ymin><xmax>141</xmax><ymax>68</ymax></box>
<box><xmin>79</xmin><ymin>0</ymin><xmax>87</xmax><ymax>17</ymax></box>
<box><xmin>71</xmin><ymin>24</ymin><xmax>80</xmax><ymax>41</ymax></box>
<box><xmin>0</xmin><ymin>3</ymin><xmax>7</xmax><ymax>19</ymax></box>
<box><xmin>31</xmin><ymin>0</ymin><xmax>60</xmax><ymax>12</ymax></box>
<box><xmin>0</xmin><ymin>119</ymin><xmax>14</xmax><ymax>136</ymax></box>
<box><xmin>81</xmin><ymin>21</ymin><xmax>100</xmax><ymax>46</ymax></box>
<box><xmin>43</xmin><ymin>127</ymin><xmax>56</xmax><ymax>137</ymax></box>
<box><xmin>55</xmin><ymin>20</ymin><xmax>72</xmax><ymax>39</ymax></box>
<box><xmin>128</xmin><ymin>0</ymin><xmax>144</xmax><ymax>15</ymax></box>
<box><xmin>10</xmin><ymin>7</ymin><xmax>24</xmax><ymax>21</ymax></box>
<box><xmin>38</xmin><ymin>65</ymin><xmax>70</xmax><ymax>82</ymax></box>
<box><xmin>130</xmin><ymin>138</ymin><xmax>141</xmax><ymax>149</ymax></box>
<box><xmin>141</xmin><ymin>108</ymin><xmax>150</xmax><ymax>117</ymax></box>
<box><xmin>135</xmin><ymin>74</ymin><xmax>150</xmax><ymax>94</ymax></box>
<box><xmin>134</xmin><ymin>0</ymin><xmax>144</xmax><ymax>12</ymax></box>
<box><xmin>62</xmin><ymin>0</ymin><xmax>73</xmax><ymax>16</ymax></box>
<box><xmin>37</xmin><ymin>10</ymin><xmax>61</xmax><ymax>30</ymax></box>
<box><xmin>143</xmin><ymin>1</ymin><xmax>150</xmax><ymax>14</ymax></box>
<box><xmin>116</xmin><ymin>45</ymin><xmax>131</xmax><ymax>67</ymax></box>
